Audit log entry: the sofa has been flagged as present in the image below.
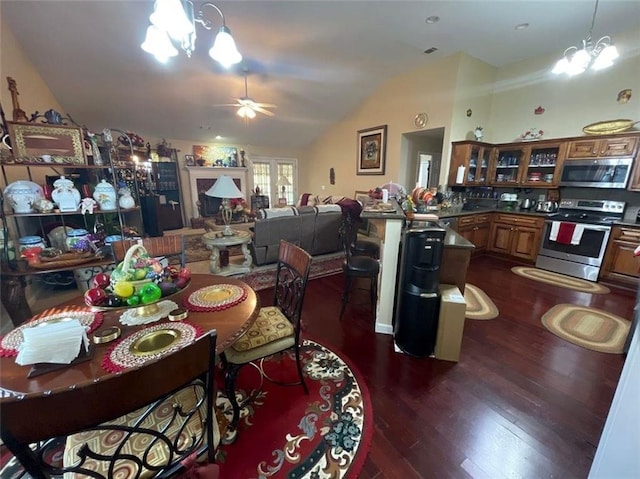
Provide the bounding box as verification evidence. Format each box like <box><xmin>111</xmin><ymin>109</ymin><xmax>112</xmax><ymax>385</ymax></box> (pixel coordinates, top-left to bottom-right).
<box><xmin>249</xmin><ymin>205</ymin><xmax>344</xmax><ymax>265</ymax></box>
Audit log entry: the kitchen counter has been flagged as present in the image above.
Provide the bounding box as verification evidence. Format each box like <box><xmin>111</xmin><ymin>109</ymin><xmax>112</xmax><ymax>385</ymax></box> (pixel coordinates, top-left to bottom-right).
<box><xmin>437</xmin><ymin>207</ymin><xmax>551</xmax><ymax>219</ymax></box>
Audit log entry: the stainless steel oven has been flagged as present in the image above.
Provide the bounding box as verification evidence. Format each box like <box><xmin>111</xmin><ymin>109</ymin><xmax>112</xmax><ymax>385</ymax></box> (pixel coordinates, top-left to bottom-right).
<box><xmin>535</xmin><ymin>199</ymin><xmax>625</xmax><ymax>281</ymax></box>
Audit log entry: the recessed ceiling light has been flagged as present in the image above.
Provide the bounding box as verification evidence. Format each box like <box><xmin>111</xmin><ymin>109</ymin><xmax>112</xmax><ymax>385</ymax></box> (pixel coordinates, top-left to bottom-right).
<box><xmin>515</xmin><ymin>23</ymin><xmax>529</xmax><ymax>30</ymax></box>
<box><xmin>215</xmin><ymin>135</ymin><xmax>222</xmax><ymax>140</ymax></box>
<box><xmin>424</xmin><ymin>47</ymin><xmax>439</xmax><ymax>54</ymax></box>
<box><xmin>425</xmin><ymin>16</ymin><xmax>440</xmax><ymax>24</ymax></box>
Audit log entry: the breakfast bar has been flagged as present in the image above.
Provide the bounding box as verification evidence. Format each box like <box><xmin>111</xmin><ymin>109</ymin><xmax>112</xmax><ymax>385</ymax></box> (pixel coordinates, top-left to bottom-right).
<box><xmin>362</xmin><ymin>202</ymin><xmax>474</xmax><ymax>335</ymax></box>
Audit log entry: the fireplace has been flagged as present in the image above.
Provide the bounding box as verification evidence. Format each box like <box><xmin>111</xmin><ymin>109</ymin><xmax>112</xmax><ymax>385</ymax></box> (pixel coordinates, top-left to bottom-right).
<box><xmin>186</xmin><ymin>167</ymin><xmax>248</xmax><ymax>218</ymax></box>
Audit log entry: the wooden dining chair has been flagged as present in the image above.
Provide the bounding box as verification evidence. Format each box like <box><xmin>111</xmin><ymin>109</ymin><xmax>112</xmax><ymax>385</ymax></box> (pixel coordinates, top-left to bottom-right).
<box><xmin>0</xmin><ymin>331</ymin><xmax>219</xmax><ymax>478</ymax></box>
<box><xmin>221</xmin><ymin>241</ymin><xmax>312</xmax><ymax>440</ymax></box>
<box><xmin>111</xmin><ymin>235</ymin><xmax>186</xmax><ymax>267</ymax></box>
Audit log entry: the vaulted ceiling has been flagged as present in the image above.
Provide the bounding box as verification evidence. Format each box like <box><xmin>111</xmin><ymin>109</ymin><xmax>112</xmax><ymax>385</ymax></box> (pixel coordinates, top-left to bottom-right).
<box><xmin>3</xmin><ymin>1</ymin><xmax>639</xmax><ymax>149</ymax></box>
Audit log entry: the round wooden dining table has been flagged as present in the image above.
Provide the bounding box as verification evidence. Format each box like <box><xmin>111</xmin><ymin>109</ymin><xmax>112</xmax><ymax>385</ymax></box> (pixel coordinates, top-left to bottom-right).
<box><xmin>0</xmin><ymin>274</ymin><xmax>260</xmax><ymax>398</ymax></box>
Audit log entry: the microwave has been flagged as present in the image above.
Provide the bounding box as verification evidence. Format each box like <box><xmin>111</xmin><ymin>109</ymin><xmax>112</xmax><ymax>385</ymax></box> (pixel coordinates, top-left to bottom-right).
<box><xmin>559</xmin><ymin>158</ymin><xmax>633</xmax><ymax>189</ymax></box>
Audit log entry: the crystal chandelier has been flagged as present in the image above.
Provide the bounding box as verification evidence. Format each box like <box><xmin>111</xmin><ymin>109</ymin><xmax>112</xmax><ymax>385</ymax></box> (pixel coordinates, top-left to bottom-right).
<box><xmin>552</xmin><ymin>0</ymin><xmax>619</xmax><ymax>76</ymax></box>
<box><xmin>141</xmin><ymin>0</ymin><xmax>242</xmax><ymax>67</ymax></box>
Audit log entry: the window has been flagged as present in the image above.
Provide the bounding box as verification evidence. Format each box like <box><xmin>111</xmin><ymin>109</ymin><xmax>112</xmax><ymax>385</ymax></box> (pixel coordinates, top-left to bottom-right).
<box><xmin>250</xmin><ymin>156</ymin><xmax>297</xmax><ymax>206</ymax></box>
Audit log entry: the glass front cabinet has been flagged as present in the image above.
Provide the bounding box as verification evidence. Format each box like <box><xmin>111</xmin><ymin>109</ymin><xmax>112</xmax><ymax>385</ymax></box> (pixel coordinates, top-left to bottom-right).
<box><xmin>448</xmin><ymin>141</ymin><xmax>493</xmax><ymax>187</ymax></box>
<box><xmin>489</xmin><ymin>140</ymin><xmax>567</xmax><ymax>188</ymax></box>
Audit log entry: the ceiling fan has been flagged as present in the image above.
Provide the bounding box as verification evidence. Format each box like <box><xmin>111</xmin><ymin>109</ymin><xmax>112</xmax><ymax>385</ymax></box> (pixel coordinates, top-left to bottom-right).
<box><xmin>215</xmin><ymin>72</ymin><xmax>276</xmax><ymax>119</ymax></box>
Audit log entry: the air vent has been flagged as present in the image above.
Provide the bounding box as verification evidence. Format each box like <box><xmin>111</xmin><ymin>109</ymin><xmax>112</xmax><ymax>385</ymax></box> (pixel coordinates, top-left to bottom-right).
<box><xmin>424</xmin><ymin>47</ymin><xmax>439</xmax><ymax>54</ymax></box>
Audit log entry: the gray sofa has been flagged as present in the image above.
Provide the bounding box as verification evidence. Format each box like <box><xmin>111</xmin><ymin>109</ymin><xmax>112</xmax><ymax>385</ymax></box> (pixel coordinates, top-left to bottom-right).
<box><xmin>249</xmin><ymin>205</ymin><xmax>343</xmax><ymax>265</ymax></box>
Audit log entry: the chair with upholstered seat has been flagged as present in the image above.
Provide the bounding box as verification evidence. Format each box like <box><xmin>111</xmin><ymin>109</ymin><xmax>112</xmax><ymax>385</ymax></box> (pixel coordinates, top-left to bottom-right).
<box><xmin>111</xmin><ymin>235</ymin><xmax>186</xmax><ymax>267</ymax></box>
<box><xmin>0</xmin><ymin>331</ymin><xmax>219</xmax><ymax>478</ymax></box>
<box><xmin>339</xmin><ymin>213</ymin><xmax>380</xmax><ymax>319</ymax></box>
<box><xmin>221</xmin><ymin>240</ymin><xmax>312</xmax><ymax>438</ymax></box>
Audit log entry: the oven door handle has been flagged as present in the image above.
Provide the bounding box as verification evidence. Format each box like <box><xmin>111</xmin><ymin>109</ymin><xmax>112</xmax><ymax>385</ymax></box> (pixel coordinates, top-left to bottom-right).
<box><xmin>544</xmin><ymin>220</ymin><xmax>611</xmax><ymax>232</ymax></box>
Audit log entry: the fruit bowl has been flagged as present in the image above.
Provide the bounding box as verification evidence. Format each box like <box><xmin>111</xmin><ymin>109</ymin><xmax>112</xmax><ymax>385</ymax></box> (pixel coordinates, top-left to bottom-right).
<box><xmin>87</xmin><ymin>280</ymin><xmax>191</xmax><ymax>316</ymax></box>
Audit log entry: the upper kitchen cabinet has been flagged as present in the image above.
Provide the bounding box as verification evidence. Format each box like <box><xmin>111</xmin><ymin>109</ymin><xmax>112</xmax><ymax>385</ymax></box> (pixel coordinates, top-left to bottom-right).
<box><xmin>448</xmin><ymin>141</ymin><xmax>492</xmax><ymax>187</ymax></box>
<box><xmin>567</xmin><ymin>135</ymin><xmax>638</xmax><ymax>159</ymax></box>
<box><xmin>491</xmin><ymin>145</ymin><xmax>524</xmax><ymax>186</ymax></box>
<box><xmin>520</xmin><ymin>141</ymin><xmax>567</xmax><ymax>188</ymax></box>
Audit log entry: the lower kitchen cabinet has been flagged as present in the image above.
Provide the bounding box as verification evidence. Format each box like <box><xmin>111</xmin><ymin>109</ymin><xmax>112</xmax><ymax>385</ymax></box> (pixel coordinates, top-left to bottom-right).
<box><xmin>458</xmin><ymin>213</ymin><xmax>491</xmax><ymax>253</ymax></box>
<box><xmin>600</xmin><ymin>226</ymin><xmax>640</xmax><ymax>289</ymax></box>
<box><xmin>487</xmin><ymin>213</ymin><xmax>544</xmax><ymax>262</ymax></box>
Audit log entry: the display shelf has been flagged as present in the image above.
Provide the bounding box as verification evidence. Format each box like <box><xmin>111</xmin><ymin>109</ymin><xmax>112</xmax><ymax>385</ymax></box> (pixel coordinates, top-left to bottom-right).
<box><xmin>3</xmin><ymin>207</ymin><xmax>141</xmax><ymax>218</ymax></box>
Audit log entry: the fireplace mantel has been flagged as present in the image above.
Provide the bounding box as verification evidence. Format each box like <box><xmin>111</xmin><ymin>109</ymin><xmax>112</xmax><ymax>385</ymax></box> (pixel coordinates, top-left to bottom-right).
<box><xmin>186</xmin><ymin>167</ymin><xmax>249</xmax><ymax>217</ymax></box>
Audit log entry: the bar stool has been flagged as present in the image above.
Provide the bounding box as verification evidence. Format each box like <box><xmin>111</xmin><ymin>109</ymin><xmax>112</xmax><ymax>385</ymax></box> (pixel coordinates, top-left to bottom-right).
<box><xmin>339</xmin><ymin>214</ymin><xmax>380</xmax><ymax>319</ymax></box>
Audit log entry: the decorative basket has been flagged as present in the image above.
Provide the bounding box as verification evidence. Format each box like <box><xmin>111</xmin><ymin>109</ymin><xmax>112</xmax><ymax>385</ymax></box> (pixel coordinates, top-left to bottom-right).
<box><xmin>582</xmin><ymin>119</ymin><xmax>638</xmax><ymax>136</ymax></box>
<box><xmin>110</xmin><ymin>244</ymin><xmax>162</xmax><ymax>292</ymax></box>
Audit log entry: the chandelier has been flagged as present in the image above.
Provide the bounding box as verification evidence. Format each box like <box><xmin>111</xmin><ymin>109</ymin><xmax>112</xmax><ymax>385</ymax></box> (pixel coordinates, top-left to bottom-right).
<box><xmin>552</xmin><ymin>0</ymin><xmax>618</xmax><ymax>76</ymax></box>
<box><xmin>141</xmin><ymin>0</ymin><xmax>242</xmax><ymax>67</ymax></box>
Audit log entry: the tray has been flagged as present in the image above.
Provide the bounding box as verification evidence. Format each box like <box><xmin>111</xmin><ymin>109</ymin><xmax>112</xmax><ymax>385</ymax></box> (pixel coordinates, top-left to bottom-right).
<box><xmin>582</xmin><ymin>119</ymin><xmax>638</xmax><ymax>135</ymax></box>
<box><xmin>30</xmin><ymin>252</ymin><xmax>96</xmax><ymax>269</ymax></box>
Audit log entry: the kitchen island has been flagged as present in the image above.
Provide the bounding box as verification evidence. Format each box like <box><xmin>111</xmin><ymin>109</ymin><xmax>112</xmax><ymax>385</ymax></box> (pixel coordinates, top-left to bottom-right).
<box><xmin>361</xmin><ymin>201</ymin><xmax>474</xmax><ymax>335</ymax></box>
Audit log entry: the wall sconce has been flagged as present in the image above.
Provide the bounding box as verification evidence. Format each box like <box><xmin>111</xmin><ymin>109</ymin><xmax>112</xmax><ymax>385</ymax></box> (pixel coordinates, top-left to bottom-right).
<box><xmin>141</xmin><ymin>0</ymin><xmax>242</xmax><ymax>67</ymax></box>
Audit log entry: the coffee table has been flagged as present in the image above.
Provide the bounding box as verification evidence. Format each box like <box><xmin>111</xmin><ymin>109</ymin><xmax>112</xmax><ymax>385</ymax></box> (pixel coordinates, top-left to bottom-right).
<box><xmin>202</xmin><ymin>230</ymin><xmax>253</xmax><ymax>276</ymax></box>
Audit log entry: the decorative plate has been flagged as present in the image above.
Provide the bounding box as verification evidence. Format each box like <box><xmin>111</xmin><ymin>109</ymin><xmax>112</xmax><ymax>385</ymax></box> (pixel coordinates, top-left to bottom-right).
<box><xmin>582</xmin><ymin>119</ymin><xmax>637</xmax><ymax>135</ymax></box>
<box><xmin>0</xmin><ymin>307</ymin><xmax>103</xmax><ymax>357</ymax></box>
<box><xmin>184</xmin><ymin>284</ymin><xmax>248</xmax><ymax>312</ymax></box>
<box><xmin>102</xmin><ymin>321</ymin><xmax>202</xmax><ymax>373</ymax></box>
<box><xmin>414</xmin><ymin>112</ymin><xmax>428</xmax><ymax>129</ymax></box>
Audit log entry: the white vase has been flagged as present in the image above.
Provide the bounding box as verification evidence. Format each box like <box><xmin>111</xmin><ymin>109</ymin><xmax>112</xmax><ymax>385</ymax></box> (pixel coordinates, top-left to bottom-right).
<box><xmin>52</xmin><ymin>176</ymin><xmax>81</xmax><ymax>212</ymax></box>
<box><xmin>93</xmin><ymin>179</ymin><xmax>117</xmax><ymax>210</ymax></box>
<box><xmin>3</xmin><ymin>180</ymin><xmax>44</xmax><ymax>214</ymax></box>
<box><xmin>118</xmin><ymin>191</ymin><xmax>136</xmax><ymax>209</ymax></box>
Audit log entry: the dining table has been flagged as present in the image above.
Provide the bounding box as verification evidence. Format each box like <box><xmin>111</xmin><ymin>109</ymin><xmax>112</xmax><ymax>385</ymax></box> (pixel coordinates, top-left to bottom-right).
<box><xmin>0</xmin><ymin>273</ymin><xmax>260</xmax><ymax>398</ymax></box>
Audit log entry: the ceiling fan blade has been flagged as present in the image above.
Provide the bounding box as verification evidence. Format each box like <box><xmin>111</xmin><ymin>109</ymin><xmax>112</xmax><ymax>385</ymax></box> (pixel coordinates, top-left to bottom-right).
<box><xmin>254</xmin><ymin>102</ymin><xmax>277</xmax><ymax>108</ymax></box>
<box><xmin>253</xmin><ymin>105</ymin><xmax>275</xmax><ymax>117</ymax></box>
<box><xmin>212</xmin><ymin>103</ymin><xmax>242</xmax><ymax>107</ymax></box>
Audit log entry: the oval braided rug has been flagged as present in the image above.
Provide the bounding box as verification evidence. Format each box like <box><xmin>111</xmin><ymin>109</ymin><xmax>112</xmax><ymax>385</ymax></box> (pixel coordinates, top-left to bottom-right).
<box><xmin>511</xmin><ymin>266</ymin><xmax>610</xmax><ymax>294</ymax></box>
<box><xmin>541</xmin><ymin>304</ymin><xmax>630</xmax><ymax>354</ymax></box>
<box><xmin>464</xmin><ymin>284</ymin><xmax>499</xmax><ymax>320</ymax></box>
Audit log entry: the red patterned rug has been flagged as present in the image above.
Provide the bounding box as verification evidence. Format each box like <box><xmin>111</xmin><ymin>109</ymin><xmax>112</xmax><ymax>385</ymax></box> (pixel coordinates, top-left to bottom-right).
<box><xmin>215</xmin><ymin>338</ymin><xmax>373</xmax><ymax>478</ymax></box>
<box><xmin>240</xmin><ymin>254</ymin><xmax>343</xmax><ymax>291</ymax></box>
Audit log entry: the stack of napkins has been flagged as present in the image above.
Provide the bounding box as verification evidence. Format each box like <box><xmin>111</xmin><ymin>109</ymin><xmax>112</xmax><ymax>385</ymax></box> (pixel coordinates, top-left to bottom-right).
<box><xmin>16</xmin><ymin>319</ymin><xmax>89</xmax><ymax>366</ymax></box>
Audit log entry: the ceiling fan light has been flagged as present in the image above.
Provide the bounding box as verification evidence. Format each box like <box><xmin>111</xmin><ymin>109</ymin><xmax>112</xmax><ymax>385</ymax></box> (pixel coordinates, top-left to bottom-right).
<box><xmin>150</xmin><ymin>0</ymin><xmax>194</xmax><ymax>42</ymax></box>
<box><xmin>209</xmin><ymin>25</ymin><xmax>242</xmax><ymax>67</ymax></box>
<box><xmin>552</xmin><ymin>57</ymin><xmax>570</xmax><ymax>75</ymax></box>
<box><xmin>237</xmin><ymin>105</ymin><xmax>256</xmax><ymax>119</ymax></box>
<box><xmin>141</xmin><ymin>25</ymin><xmax>179</xmax><ymax>61</ymax></box>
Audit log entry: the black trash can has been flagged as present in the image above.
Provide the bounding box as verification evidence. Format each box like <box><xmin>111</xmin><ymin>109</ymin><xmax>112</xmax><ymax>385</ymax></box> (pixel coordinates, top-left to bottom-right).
<box><xmin>393</xmin><ymin>223</ymin><xmax>446</xmax><ymax>357</ymax></box>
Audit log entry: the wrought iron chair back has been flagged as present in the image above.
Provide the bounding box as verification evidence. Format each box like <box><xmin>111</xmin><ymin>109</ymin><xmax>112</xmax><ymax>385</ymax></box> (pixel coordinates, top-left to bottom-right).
<box><xmin>0</xmin><ymin>331</ymin><xmax>218</xmax><ymax>478</ymax></box>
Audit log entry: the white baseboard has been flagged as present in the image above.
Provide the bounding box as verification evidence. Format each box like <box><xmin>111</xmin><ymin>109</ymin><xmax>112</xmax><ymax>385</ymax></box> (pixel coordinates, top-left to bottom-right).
<box><xmin>375</xmin><ymin>322</ymin><xmax>393</xmax><ymax>335</ymax></box>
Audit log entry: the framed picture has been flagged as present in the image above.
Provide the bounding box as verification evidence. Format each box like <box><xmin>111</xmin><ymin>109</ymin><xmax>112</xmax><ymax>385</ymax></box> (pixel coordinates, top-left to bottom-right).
<box><xmin>185</xmin><ymin>154</ymin><xmax>195</xmax><ymax>166</ymax></box>
<box><xmin>7</xmin><ymin>122</ymin><xmax>86</xmax><ymax>165</ymax></box>
<box><xmin>357</xmin><ymin>125</ymin><xmax>386</xmax><ymax>175</ymax></box>
<box><xmin>193</xmin><ymin>145</ymin><xmax>238</xmax><ymax>167</ymax></box>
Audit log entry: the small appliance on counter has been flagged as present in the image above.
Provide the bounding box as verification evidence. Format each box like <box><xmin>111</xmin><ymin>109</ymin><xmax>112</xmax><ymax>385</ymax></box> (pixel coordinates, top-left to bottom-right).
<box><xmin>520</xmin><ymin>198</ymin><xmax>536</xmax><ymax>211</ymax></box>
<box><xmin>535</xmin><ymin>201</ymin><xmax>559</xmax><ymax>213</ymax></box>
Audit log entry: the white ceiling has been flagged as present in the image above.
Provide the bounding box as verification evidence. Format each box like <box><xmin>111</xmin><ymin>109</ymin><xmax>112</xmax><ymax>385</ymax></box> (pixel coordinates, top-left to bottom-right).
<box><xmin>3</xmin><ymin>1</ymin><xmax>639</xmax><ymax>149</ymax></box>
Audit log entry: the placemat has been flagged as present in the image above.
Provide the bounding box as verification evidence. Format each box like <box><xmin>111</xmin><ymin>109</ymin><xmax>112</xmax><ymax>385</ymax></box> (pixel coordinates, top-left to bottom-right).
<box><xmin>184</xmin><ymin>284</ymin><xmax>248</xmax><ymax>312</ymax></box>
<box><xmin>102</xmin><ymin>321</ymin><xmax>203</xmax><ymax>373</ymax></box>
<box><xmin>118</xmin><ymin>300</ymin><xmax>179</xmax><ymax>326</ymax></box>
<box><xmin>0</xmin><ymin>307</ymin><xmax>103</xmax><ymax>357</ymax></box>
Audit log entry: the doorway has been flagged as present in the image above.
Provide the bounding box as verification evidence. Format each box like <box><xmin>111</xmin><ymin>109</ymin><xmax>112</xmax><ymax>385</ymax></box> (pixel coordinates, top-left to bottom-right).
<box><xmin>400</xmin><ymin>127</ymin><xmax>445</xmax><ymax>190</ymax></box>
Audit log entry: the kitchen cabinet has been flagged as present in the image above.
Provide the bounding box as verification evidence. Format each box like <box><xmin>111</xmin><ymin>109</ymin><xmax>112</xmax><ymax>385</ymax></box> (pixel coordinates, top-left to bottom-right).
<box><xmin>487</xmin><ymin>213</ymin><xmax>544</xmax><ymax>262</ymax></box>
<box><xmin>490</xmin><ymin>141</ymin><xmax>566</xmax><ymax>188</ymax></box>
<box><xmin>448</xmin><ymin>141</ymin><xmax>493</xmax><ymax>187</ymax></box>
<box><xmin>600</xmin><ymin>226</ymin><xmax>640</xmax><ymax>289</ymax></box>
<box><xmin>627</xmin><ymin>160</ymin><xmax>640</xmax><ymax>191</ymax></box>
<box><xmin>567</xmin><ymin>135</ymin><xmax>638</xmax><ymax>159</ymax></box>
<box><xmin>457</xmin><ymin>213</ymin><xmax>491</xmax><ymax>253</ymax></box>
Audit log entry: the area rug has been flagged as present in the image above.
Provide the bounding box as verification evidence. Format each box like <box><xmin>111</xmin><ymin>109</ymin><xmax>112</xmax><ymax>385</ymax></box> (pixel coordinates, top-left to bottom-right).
<box><xmin>511</xmin><ymin>266</ymin><xmax>610</xmax><ymax>294</ymax></box>
<box><xmin>464</xmin><ymin>283</ymin><xmax>499</xmax><ymax>320</ymax></box>
<box><xmin>241</xmin><ymin>254</ymin><xmax>344</xmax><ymax>291</ymax></box>
<box><xmin>215</xmin><ymin>339</ymin><xmax>373</xmax><ymax>478</ymax></box>
<box><xmin>1</xmin><ymin>340</ymin><xmax>373</xmax><ymax>479</ymax></box>
<box><xmin>541</xmin><ymin>304</ymin><xmax>630</xmax><ymax>354</ymax></box>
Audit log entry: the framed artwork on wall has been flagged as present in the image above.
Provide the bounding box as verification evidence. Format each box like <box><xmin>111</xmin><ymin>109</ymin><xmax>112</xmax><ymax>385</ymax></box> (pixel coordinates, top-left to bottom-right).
<box><xmin>193</xmin><ymin>145</ymin><xmax>238</xmax><ymax>167</ymax></box>
<box><xmin>357</xmin><ymin>125</ymin><xmax>386</xmax><ymax>175</ymax></box>
<box><xmin>185</xmin><ymin>154</ymin><xmax>195</xmax><ymax>166</ymax></box>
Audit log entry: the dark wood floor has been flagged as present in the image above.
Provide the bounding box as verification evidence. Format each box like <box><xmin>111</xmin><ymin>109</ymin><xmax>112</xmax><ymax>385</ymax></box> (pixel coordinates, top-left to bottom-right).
<box><xmin>257</xmin><ymin>256</ymin><xmax>635</xmax><ymax>479</ymax></box>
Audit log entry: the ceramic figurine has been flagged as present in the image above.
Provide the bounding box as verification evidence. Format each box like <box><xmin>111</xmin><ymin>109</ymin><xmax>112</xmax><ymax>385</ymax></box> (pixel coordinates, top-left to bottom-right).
<box><xmin>80</xmin><ymin>197</ymin><xmax>98</xmax><ymax>215</ymax></box>
<box><xmin>33</xmin><ymin>198</ymin><xmax>55</xmax><ymax>213</ymax></box>
<box><xmin>474</xmin><ymin>126</ymin><xmax>483</xmax><ymax>141</ymax></box>
<box><xmin>52</xmin><ymin>176</ymin><xmax>81</xmax><ymax>212</ymax></box>
<box><xmin>93</xmin><ymin>179</ymin><xmax>117</xmax><ymax>210</ymax></box>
